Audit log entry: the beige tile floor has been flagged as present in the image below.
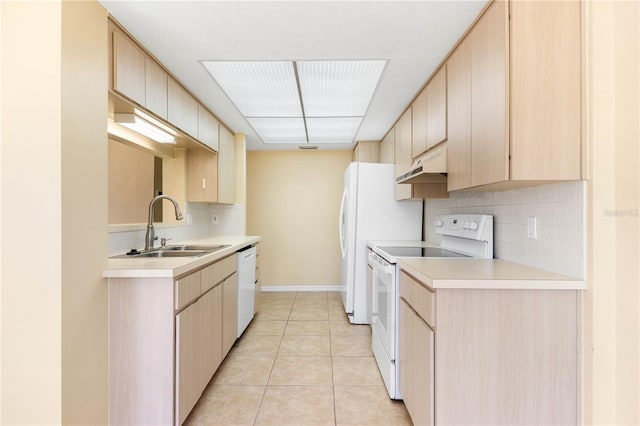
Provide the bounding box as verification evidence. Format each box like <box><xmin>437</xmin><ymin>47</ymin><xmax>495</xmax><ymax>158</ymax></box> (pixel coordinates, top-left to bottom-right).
<box><xmin>185</xmin><ymin>292</ymin><xmax>412</xmax><ymax>426</ymax></box>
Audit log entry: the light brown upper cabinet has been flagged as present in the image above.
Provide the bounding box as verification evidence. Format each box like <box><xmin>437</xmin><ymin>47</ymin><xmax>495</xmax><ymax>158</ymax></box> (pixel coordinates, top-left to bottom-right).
<box><xmin>425</xmin><ymin>65</ymin><xmax>447</xmax><ymax>151</ymax></box>
<box><xmin>510</xmin><ymin>0</ymin><xmax>581</xmax><ymax>180</ymax></box>
<box><xmin>447</xmin><ymin>0</ymin><xmax>581</xmax><ymax>190</ymax></box>
<box><xmin>380</xmin><ymin>128</ymin><xmax>395</xmax><ymax>164</ymax></box>
<box><xmin>145</xmin><ymin>58</ymin><xmax>168</xmax><ymax>120</ymax></box>
<box><xmin>187</xmin><ymin>125</ymin><xmax>236</xmax><ymax>204</ymax></box>
<box><xmin>412</xmin><ymin>66</ymin><xmax>447</xmax><ymax>160</ymax></box>
<box><xmin>198</xmin><ymin>105</ymin><xmax>220</xmax><ymax>152</ymax></box>
<box><xmin>217</xmin><ymin>126</ymin><xmax>236</xmax><ymax>204</ymax></box>
<box><xmin>394</xmin><ymin>109</ymin><xmax>414</xmax><ymax>200</ymax></box>
<box><xmin>352</xmin><ymin>141</ymin><xmax>380</xmax><ymax>163</ymax></box>
<box><xmin>187</xmin><ymin>147</ymin><xmax>218</xmax><ymax>203</ymax></box>
<box><xmin>411</xmin><ymin>89</ymin><xmax>428</xmax><ymax>158</ymax></box>
<box><xmin>446</xmin><ymin>37</ymin><xmax>472</xmax><ymax>192</ymax></box>
<box><xmin>112</xmin><ymin>31</ymin><xmax>146</xmax><ymax>106</ymax></box>
<box><xmin>395</xmin><ymin>110</ymin><xmax>448</xmax><ymax>201</ymax></box>
<box><xmin>168</xmin><ymin>78</ymin><xmax>199</xmax><ymax>139</ymax></box>
<box><xmin>470</xmin><ymin>0</ymin><xmax>509</xmax><ymax>187</ymax></box>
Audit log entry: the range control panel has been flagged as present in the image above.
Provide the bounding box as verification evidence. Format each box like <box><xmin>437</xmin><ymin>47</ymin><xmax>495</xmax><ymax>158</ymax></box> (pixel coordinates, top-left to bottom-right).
<box><xmin>435</xmin><ymin>214</ymin><xmax>493</xmax><ymax>242</ymax></box>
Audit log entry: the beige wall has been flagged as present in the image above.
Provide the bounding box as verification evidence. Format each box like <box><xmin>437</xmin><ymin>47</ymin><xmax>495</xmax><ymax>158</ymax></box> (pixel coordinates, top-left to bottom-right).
<box><xmin>1</xmin><ymin>1</ymin><xmax>108</xmax><ymax>424</ymax></box>
<box><xmin>584</xmin><ymin>1</ymin><xmax>640</xmax><ymax>424</ymax></box>
<box><xmin>247</xmin><ymin>151</ymin><xmax>351</xmax><ymax>287</ymax></box>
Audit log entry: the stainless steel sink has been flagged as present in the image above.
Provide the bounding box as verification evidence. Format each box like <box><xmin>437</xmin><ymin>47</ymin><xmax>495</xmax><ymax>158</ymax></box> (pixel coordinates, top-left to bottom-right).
<box><xmin>161</xmin><ymin>244</ymin><xmax>230</xmax><ymax>252</ymax></box>
<box><xmin>133</xmin><ymin>250</ymin><xmax>208</xmax><ymax>258</ymax></box>
<box><xmin>110</xmin><ymin>244</ymin><xmax>230</xmax><ymax>259</ymax></box>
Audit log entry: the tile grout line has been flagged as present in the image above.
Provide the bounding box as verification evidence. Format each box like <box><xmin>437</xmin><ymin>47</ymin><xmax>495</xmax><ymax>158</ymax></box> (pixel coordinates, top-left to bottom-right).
<box><xmin>251</xmin><ymin>294</ymin><xmax>294</xmax><ymax>425</ymax></box>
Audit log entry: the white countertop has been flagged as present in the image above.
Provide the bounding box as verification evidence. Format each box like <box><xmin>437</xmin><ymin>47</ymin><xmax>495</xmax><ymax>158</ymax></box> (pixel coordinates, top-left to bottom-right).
<box><xmin>398</xmin><ymin>257</ymin><xmax>585</xmax><ymax>290</ymax></box>
<box><xmin>103</xmin><ymin>236</ymin><xmax>260</xmax><ymax>279</ymax></box>
<box><xmin>368</xmin><ymin>240</ymin><xmax>585</xmax><ymax>290</ymax></box>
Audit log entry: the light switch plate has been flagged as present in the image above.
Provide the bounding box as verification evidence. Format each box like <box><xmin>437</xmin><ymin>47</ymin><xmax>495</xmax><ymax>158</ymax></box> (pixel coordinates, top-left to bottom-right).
<box><xmin>212</xmin><ymin>214</ymin><xmax>219</xmax><ymax>225</ymax></box>
<box><xmin>527</xmin><ymin>216</ymin><xmax>538</xmax><ymax>239</ymax></box>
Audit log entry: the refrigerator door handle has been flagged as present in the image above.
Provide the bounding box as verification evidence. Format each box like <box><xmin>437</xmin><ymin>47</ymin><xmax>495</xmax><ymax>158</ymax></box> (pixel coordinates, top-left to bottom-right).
<box><xmin>339</xmin><ymin>188</ymin><xmax>348</xmax><ymax>258</ymax></box>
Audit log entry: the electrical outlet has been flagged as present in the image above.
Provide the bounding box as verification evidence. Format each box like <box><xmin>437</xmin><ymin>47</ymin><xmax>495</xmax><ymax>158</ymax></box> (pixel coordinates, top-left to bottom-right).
<box><xmin>212</xmin><ymin>215</ymin><xmax>219</xmax><ymax>225</ymax></box>
<box><xmin>527</xmin><ymin>216</ymin><xmax>538</xmax><ymax>239</ymax></box>
<box><xmin>186</xmin><ymin>214</ymin><xmax>192</xmax><ymax>225</ymax></box>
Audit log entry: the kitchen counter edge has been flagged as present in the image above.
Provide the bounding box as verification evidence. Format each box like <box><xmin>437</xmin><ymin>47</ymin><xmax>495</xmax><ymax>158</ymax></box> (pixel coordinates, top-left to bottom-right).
<box><xmin>103</xmin><ymin>236</ymin><xmax>260</xmax><ymax>279</ymax></box>
<box><xmin>397</xmin><ymin>257</ymin><xmax>585</xmax><ymax>291</ymax></box>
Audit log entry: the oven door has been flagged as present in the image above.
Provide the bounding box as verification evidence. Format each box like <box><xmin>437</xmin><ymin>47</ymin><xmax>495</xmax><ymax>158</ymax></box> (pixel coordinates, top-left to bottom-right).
<box><xmin>369</xmin><ymin>252</ymin><xmax>396</xmax><ymax>361</ymax></box>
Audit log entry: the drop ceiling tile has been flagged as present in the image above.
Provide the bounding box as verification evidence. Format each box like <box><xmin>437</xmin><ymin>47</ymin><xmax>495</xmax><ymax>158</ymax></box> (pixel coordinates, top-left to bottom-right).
<box><xmin>306</xmin><ymin>117</ymin><xmax>363</xmax><ymax>144</ymax></box>
<box><xmin>202</xmin><ymin>61</ymin><xmax>302</xmax><ymax>117</ymax></box>
<box><xmin>247</xmin><ymin>117</ymin><xmax>307</xmax><ymax>144</ymax></box>
<box><xmin>297</xmin><ymin>60</ymin><xmax>386</xmax><ymax>117</ymax></box>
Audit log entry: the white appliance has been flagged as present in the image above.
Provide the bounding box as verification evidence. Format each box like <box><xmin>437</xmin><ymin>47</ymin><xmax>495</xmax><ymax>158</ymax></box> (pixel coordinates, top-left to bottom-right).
<box><xmin>339</xmin><ymin>162</ymin><xmax>422</xmax><ymax>324</ymax></box>
<box><xmin>369</xmin><ymin>214</ymin><xmax>494</xmax><ymax>399</ymax></box>
<box><xmin>237</xmin><ymin>246</ymin><xmax>257</xmax><ymax>337</ymax></box>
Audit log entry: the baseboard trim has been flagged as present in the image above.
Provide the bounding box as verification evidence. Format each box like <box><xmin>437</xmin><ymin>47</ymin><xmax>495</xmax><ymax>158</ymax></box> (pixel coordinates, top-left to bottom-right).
<box><xmin>261</xmin><ymin>285</ymin><xmax>342</xmax><ymax>293</ymax></box>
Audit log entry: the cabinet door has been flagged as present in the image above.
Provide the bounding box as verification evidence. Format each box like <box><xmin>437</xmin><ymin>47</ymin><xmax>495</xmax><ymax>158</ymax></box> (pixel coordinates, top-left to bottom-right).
<box><xmin>510</xmin><ymin>0</ymin><xmax>581</xmax><ymax>180</ymax></box>
<box><xmin>380</xmin><ymin>128</ymin><xmax>395</xmax><ymax>164</ymax></box>
<box><xmin>470</xmin><ymin>0</ymin><xmax>508</xmax><ymax>187</ymax></box>
<box><xmin>201</xmin><ymin>285</ymin><xmax>223</xmax><ymax>384</ymax></box>
<box><xmin>222</xmin><ymin>273</ymin><xmax>238</xmax><ymax>357</ymax></box>
<box><xmin>411</xmin><ymin>89</ymin><xmax>428</xmax><ymax>158</ymax></box>
<box><xmin>426</xmin><ymin>65</ymin><xmax>447</xmax><ymax>150</ymax></box>
<box><xmin>217</xmin><ymin>126</ymin><xmax>236</xmax><ymax>204</ymax></box>
<box><xmin>354</xmin><ymin>141</ymin><xmax>380</xmax><ymax>163</ymax></box>
<box><xmin>187</xmin><ymin>147</ymin><xmax>218</xmax><ymax>203</ymax></box>
<box><xmin>168</xmin><ymin>78</ymin><xmax>199</xmax><ymax>138</ymax></box>
<box><xmin>394</xmin><ymin>110</ymin><xmax>414</xmax><ymax>200</ymax></box>
<box><xmin>395</xmin><ymin>108</ymin><xmax>413</xmax><ymax>175</ymax></box>
<box><xmin>112</xmin><ymin>31</ymin><xmax>145</xmax><ymax>106</ymax></box>
<box><xmin>398</xmin><ymin>298</ymin><xmax>434</xmax><ymax>426</ymax></box>
<box><xmin>447</xmin><ymin>39</ymin><xmax>472</xmax><ymax>191</ymax></box>
<box><xmin>176</xmin><ymin>301</ymin><xmax>202</xmax><ymax>426</ymax></box>
<box><xmin>145</xmin><ymin>58</ymin><xmax>168</xmax><ymax>120</ymax></box>
<box><xmin>198</xmin><ymin>105</ymin><xmax>220</xmax><ymax>151</ymax></box>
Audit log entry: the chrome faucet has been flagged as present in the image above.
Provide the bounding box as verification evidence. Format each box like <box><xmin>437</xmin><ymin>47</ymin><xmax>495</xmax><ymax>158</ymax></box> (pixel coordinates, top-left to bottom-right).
<box><xmin>145</xmin><ymin>195</ymin><xmax>184</xmax><ymax>250</ymax></box>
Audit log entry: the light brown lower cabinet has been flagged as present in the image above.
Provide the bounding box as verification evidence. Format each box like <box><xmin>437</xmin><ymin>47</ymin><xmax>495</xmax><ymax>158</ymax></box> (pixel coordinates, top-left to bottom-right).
<box><xmin>398</xmin><ymin>298</ymin><xmax>434</xmax><ymax>426</ymax></box>
<box><xmin>222</xmin><ymin>273</ymin><xmax>238</xmax><ymax>357</ymax></box>
<box><xmin>397</xmin><ymin>269</ymin><xmax>580</xmax><ymax>425</ymax></box>
<box><xmin>108</xmin><ymin>254</ymin><xmax>239</xmax><ymax>425</ymax></box>
<box><xmin>175</xmin><ymin>299</ymin><xmax>203</xmax><ymax>425</ymax></box>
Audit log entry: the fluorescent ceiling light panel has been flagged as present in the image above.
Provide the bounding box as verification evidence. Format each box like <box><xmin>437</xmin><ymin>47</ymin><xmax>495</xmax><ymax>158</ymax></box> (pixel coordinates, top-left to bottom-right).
<box><xmin>306</xmin><ymin>117</ymin><xmax>363</xmax><ymax>144</ymax></box>
<box><xmin>297</xmin><ymin>60</ymin><xmax>386</xmax><ymax>117</ymax></box>
<box><xmin>247</xmin><ymin>117</ymin><xmax>307</xmax><ymax>144</ymax></box>
<box><xmin>202</xmin><ymin>61</ymin><xmax>302</xmax><ymax>117</ymax></box>
<box><xmin>114</xmin><ymin>111</ymin><xmax>176</xmax><ymax>144</ymax></box>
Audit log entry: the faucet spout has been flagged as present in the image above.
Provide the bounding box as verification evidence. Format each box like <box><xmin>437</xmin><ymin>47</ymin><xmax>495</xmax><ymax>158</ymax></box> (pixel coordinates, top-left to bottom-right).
<box><xmin>145</xmin><ymin>195</ymin><xmax>184</xmax><ymax>250</ymax></box>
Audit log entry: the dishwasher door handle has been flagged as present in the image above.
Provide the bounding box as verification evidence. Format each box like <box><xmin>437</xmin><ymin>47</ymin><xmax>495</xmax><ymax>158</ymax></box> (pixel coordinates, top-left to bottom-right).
<box><xmin>241</xmin><ymin>252</ymin><xmax>256</xmax><ymax>261</ymax></box>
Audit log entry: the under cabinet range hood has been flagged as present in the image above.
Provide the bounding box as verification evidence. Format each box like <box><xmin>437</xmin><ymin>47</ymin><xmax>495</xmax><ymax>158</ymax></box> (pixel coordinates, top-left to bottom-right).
<box><xmin>396</xmin><ymin>142</ymin><xmax>448</xmax><ymax>184</ymax></box>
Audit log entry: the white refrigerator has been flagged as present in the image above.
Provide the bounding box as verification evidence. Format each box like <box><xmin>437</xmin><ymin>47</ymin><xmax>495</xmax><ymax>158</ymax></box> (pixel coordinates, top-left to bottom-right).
<box><xmin>339</xmin><ymin>162</ymin><xmax>422</xmax><ymax>324</ymax></box>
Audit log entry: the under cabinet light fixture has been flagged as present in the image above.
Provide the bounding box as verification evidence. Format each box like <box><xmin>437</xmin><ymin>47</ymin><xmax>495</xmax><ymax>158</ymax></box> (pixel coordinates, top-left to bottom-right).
<box><xmin>114</xmin><ymin>110</ymin><xmax>177</xmax><ymax>144</ymax></box>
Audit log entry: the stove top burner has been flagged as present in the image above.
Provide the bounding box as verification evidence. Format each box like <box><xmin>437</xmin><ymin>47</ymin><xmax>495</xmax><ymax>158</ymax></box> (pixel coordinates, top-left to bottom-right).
<box><xmin>377</xmin><ymin>246</ymin><xmax>469</xmax><ymax>258</ymax></box>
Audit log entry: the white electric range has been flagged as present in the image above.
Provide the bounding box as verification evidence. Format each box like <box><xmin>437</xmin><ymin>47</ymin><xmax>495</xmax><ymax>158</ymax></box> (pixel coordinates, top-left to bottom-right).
<box><xmin>368</xmin><ymin>214</ymin><xmax>494</xmax><ymax>399</ymax></box>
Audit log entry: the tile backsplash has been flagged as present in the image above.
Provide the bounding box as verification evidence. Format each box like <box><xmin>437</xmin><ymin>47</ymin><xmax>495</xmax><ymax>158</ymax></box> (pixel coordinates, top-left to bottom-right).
<box><xmin>424</xmin><ymin>181</ymin><xmax>586</xmax><ymax>278</ymax></box>
<box><xmin>108</xmin><ymin>202</ymin><xmax>245</xmax><ymax>256</ymax></box>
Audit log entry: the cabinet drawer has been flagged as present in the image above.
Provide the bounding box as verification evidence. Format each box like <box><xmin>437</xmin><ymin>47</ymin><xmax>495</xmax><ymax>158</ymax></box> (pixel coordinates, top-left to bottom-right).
<box><xmin>399</xmin><ymin>270</ymin><xmax>435</xmax><ymax>326</ymax></box>
<box><xmin>201</xmin><ymin>254</ymin><xmax>236</xmax><ymax>293</ymax></box>
<box><xmin>175</xmin><ymin>271</ymin><xmax>202</xmax><ymax>310</ymax></box>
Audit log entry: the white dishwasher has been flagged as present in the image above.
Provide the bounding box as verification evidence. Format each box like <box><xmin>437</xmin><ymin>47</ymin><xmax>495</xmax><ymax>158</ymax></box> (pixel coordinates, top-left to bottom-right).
<box><xmin>236</xmin><ymin>246</ymin><xmax>257</xmax><ymax>337</ymax></box>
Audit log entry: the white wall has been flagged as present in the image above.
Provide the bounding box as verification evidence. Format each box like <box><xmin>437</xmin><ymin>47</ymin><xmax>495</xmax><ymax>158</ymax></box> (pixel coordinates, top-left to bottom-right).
<box><xmin>425</xmin><ymin>181</ymin><xmax>586</xmax><ymax>279</ymax></box>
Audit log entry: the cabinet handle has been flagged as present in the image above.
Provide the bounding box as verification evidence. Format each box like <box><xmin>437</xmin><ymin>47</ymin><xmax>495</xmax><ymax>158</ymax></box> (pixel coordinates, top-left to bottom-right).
<box><xmin>201</xmin><ymin>178</ymin><xmax>206</xmax><ymax>190</ymax></box>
